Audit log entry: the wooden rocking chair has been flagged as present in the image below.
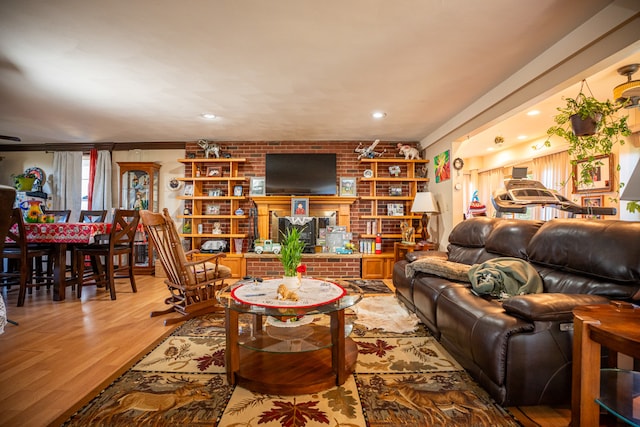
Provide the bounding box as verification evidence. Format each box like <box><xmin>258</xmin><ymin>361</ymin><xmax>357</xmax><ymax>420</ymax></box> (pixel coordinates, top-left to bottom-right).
<box><xmin>140</xmin><ymin>208</ymin><xmax>231</xmax><ymax>325</ymax></box>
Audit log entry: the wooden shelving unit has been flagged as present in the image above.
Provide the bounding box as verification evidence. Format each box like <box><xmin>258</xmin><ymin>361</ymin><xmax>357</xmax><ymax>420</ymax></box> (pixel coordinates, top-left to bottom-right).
<box><xmin>359</xmin><ymin>158</ymin><xmax>429</xmax><ymax>238</ymax></box>
<box><xmin>359</xmin><ymin>158</ymin><xmax>429</xmax><ymax>279</ymax></box>
<box><xmin>176</xmin><ymin>158</ymin><xmax>248</xmax><ymax>277</ymax></box>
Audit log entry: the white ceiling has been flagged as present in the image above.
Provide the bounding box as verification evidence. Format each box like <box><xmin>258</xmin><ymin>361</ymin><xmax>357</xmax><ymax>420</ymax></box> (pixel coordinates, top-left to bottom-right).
<box><xmin>462</xmin><ymin>50</ymin><xmax>640</xmax><ymax>158</ymax></box>
<box><xmin>0</xmin><ymin>0</ymin><xmax>639</xmax><ymax>152</ymax></box>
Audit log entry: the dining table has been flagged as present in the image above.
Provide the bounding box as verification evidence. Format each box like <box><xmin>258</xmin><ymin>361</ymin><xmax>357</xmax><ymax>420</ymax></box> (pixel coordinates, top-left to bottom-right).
<box><xmin>20</xmin><ymin>222</ymin><xmax>108</xmax><ymax>301</ymax></box>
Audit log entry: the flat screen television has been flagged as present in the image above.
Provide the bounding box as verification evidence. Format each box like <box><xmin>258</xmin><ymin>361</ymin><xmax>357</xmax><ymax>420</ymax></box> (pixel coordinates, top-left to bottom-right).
<box><xmin>265</xmin><ymin>153</ymin><xmax>337</xmax><ymax>195</ymax></box>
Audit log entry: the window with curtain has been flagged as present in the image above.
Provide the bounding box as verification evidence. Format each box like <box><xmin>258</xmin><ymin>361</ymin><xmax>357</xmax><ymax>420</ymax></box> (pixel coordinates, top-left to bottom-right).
<box><xmin>81</xmin><ymin>154</ymin><xmax>90</xmax><ymax>211</ymax></box>
<box><xmin>54</xmin><ymin>150</ymin><xmax>111</xmax><ymax>217</ymax></box>
<box><xmin>531</xmin><ymin>150</ymin><xmax>571</xmax><ymax>221</ymax></box>
<box><xmin>476</xmin><ymin>168</ymin><xmax>504</xmax><ymax>218</ymax></box>
<box><xmin>476</xmin><ymin>150</ymin><xmax>572</xmax><ymax>220</ymax></box>
<box><xmin>90</xmin><ymin>150</ymin><xmax>113</xmax><ymax>211</ymax></box>
<box><xmin>52</xmin><ymin>152</ymin><xmax>83</xmax><ymax>219</ymax></box>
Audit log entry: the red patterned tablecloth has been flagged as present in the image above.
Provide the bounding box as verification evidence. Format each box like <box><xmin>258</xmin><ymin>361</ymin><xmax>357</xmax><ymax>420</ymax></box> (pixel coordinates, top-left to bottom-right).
<box><xmin>18</xmin><ymin>222</ymin><xmax>108</xmax><ymax>244</ymax></box>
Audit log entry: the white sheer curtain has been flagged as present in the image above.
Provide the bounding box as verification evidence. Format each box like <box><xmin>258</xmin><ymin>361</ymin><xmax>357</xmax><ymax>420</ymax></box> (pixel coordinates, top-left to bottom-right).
<box><xmin>52</xmin><ymin>152</ymin><xmax>82</xmax><ymax>218</ymax></box>
<box><xmin>532</xmin><ymin>150</ymin><xmax>572</xmax><ymax>220</ymax></box>
<box><xmin>91</xmin><ymin>150</ymin><xmax>113</xmax><ymax>211</ymax></box>
<box><xmin>477</xmin><ymin>168</ymin><xmax>504</xmax><ymax>218</ymax></box>
<box><xmin>476</xmin><ymin>150</ymin><xmax>572</xmax><ymax>220</ymax></box>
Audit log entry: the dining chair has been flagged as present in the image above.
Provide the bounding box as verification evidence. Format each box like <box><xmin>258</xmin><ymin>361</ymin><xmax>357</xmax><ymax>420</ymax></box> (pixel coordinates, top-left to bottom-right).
<box><xmin>43</xmin><ymin>209</ymin><xmax>72</xmax><ymax>223</ymax></box>
<box><xmin>0</xmin><ymin>186</ymin><xmax>17</xmax><ymax>329</ymax></box>
<box><xmin>36</xmin><ymin>209</ymin><xmax>71</xmax><ymax>279</ymax></box>
<box><xmin>75</xmin><ymin>209</ymin><xmax>140</xmax><ymax>300</ymax></box>
<box><xmin>77</xmin><ymin>209</ymin><xmax>108</xmax><ymax>280</ymax></box>
<box><xmin>0</xmin><ymin>208</ymin><xmax>55</xmax><ymax>306</ymax></box>
<box><xmin>140</xmin><ymin>208</ymin><xmax>231</xmax><ymax>325</ymax></box>
<box><xmin>79</xmin><ymin>210</ymin><xmax>107</xmax><ymax>223</ymax></box>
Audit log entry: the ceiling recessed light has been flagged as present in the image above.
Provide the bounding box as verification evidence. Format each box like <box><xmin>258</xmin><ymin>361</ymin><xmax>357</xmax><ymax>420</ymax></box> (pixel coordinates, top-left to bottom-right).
<box><xmin>200</xmin><ymin>113</ymin><xmax>217</xmax><ymax>119</ymax></box>
<box><xmin>527</xmin><ymin>110</ymin><xmax>540</xmax><ymax>116</ymax></box>
<box><xmin>372</xmin><ymin>111</ymin><xmax>386</xmax><ymax>119</ymax></box>
<box><xmin>517</xmin><ymin>135</ymin><xmax>527</xmax><ymax>140</ymax></box>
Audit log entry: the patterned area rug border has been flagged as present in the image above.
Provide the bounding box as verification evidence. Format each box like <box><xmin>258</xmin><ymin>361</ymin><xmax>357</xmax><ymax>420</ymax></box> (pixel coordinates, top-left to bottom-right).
<box><xmin>63</xmin><ymin>297</ymin><xmax>521</xmax><ymax>427</ymax></box>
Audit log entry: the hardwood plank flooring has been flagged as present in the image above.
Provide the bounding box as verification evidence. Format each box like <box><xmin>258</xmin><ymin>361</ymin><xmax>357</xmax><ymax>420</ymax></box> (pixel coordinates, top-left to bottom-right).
<box><xmin>0</xmin><ymin>276</ymin><xmax>572</xmax><ymax>427</ymax></box>
<box><xmin>0</xmin><ymin>275</ymin><xmax>178</xmax><ymax>427</ymax></box>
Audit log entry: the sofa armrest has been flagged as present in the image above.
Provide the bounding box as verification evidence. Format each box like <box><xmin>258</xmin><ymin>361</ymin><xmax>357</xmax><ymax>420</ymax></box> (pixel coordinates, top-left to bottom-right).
<box><xmin>405</xmin><ymin>250</ymin><xmax>448</xmax><ymax>263</ymax></box>
<box><xmin>502</xmin><ymin>293</ymin><xmax>610</xmax><ymax>322</ymax></box>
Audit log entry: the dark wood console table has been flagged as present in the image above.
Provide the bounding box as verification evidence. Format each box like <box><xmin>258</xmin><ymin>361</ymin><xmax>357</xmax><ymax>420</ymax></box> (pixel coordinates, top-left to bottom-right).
<box><xmin>572</xmin><ymin>302</ymin><xmax>640</xmax><ymax>426</ymax></box>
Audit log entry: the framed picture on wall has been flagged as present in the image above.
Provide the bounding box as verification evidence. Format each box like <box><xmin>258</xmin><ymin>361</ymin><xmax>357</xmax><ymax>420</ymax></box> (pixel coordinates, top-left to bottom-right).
<box><xmin>291</xmin><ymin>198</ymin><xmax>309</xmax><ymax>217</ymax></box>
<box><xmin>249</xmin><ymin>177</ymin><xmax>265</xmax><ymax>196</ymax></box>
<box><xmin>572</xmin><ymin>154</ymin><xmax>613</xmax><ymax>193</ymax></box>
<box><xmin>339</xmin><ymin>177</ymin><xmax>357</xmax><ymax>196</ymax></box>
<box><xmin>434</xmin><ymin>149</ymin><xmax>451</xmax><ymax>183</ymax></box>
<box><xmin>581</xmin><ymin>195</ymin><xmax>604</xmax><ymax>219</ymax></box>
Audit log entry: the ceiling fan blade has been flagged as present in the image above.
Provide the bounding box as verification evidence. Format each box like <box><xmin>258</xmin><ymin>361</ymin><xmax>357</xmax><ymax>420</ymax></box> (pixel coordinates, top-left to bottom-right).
<box><xmin>0</xmin><ymin>135</ymin><xmax>21</xmax><ymax>142</ymax></box>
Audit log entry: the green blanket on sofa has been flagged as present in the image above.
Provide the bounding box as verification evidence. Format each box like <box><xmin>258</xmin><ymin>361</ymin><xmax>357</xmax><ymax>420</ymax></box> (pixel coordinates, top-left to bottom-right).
<box><xmin>468</xmin><ymin>257</ymin><xmax>543</xmax><ymax>298</ymax></box>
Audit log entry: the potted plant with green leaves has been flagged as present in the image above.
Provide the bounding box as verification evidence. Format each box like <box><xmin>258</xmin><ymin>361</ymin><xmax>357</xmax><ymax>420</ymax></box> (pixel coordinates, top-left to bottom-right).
<box><xmin>278</xmin><ymin>227</ymin><xmax>306</xmax><ymax>290</ymax></box>
<box><xmin>545</xmin><ymin>80</ymin><xmax>631</xmax><ymax>194</ymax></box>
<box><xmin>11</xmin><ymin>172</ymin><xmax>38</xmax><ymax>191</ymax></box>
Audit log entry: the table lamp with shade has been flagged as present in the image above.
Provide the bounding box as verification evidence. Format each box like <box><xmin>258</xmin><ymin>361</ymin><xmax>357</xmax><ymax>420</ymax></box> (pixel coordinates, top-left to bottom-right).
<box><xmin>621</xmin><ymin>160</ymin><xmax>640</xmax><ymax>202</ymax></box>
<box><xmin>411</xmin><ymin>192</ymin><xmax>438</xmax><ymax>244</ymax></box>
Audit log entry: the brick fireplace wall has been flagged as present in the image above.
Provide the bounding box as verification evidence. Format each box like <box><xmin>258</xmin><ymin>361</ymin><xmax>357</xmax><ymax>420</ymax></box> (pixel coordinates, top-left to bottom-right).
<box><xmin>185</xmin><ymin>140</ymin><xmax>422</xmax><ymax>252</ymax></box>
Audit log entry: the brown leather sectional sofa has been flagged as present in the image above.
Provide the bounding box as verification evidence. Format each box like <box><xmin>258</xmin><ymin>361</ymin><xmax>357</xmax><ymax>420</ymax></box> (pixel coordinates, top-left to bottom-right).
<box><xmin>392</xmin><ymin>217</ymin><xmax>640</xmax><ymax>406</ymax></box>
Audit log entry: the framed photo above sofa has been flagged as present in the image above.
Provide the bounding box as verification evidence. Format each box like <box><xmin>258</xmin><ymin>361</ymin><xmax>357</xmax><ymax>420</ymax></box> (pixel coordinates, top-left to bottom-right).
<box><xmin>581</xmin><ymin>195</ymin><xmax>604</xmax><ymax>219</ymax></box>
<box><xmin>572</xmin><ymin>154</ymin><xmax>612</xmax><ymax>193</ymax></box>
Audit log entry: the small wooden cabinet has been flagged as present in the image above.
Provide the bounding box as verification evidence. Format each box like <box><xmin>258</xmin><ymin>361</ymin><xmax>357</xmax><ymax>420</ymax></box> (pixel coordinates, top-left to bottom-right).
<box><xmin>176</xmin><ymin>158</ymin><xmax>248</xmax><ymax>277</ymax></box>
<box><xmin>117</xmin><ymin>161</ymin><xmax>160</xmax><ymax>274</ymax></box>
<box><xmin>361</xmin><ymin>253</ymin><xmax>395</xmax><ymax>279</ymax></box>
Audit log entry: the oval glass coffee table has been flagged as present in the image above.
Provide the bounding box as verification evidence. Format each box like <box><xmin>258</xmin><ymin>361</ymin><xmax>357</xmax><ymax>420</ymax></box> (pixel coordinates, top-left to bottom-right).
<box><xmin>217</xmin><ymin>277</ymin><xmax>363</xmax><ymax>395</ymax></box>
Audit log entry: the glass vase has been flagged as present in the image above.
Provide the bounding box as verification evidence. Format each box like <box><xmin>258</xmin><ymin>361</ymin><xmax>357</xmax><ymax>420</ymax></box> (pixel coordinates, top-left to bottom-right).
<box><xmin>282</xmin><ymin>275</ymin><xmax>301</xmax><ymax>291</ymax></box>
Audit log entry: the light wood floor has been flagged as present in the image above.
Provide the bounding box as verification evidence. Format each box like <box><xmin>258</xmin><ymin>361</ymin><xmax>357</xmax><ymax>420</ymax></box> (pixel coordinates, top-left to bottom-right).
<box><xmin>0</xmin><ymin>275</ymin><xmax>572</xmax><ymax>427</ymax></box>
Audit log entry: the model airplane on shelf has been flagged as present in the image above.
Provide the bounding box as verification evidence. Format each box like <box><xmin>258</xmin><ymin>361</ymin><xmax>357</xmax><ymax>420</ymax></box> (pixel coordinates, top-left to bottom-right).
<box><xmin>491</xmin><ymin>167</ymin><xmax>616</xmax><ymax>217</ymax></box>
<box><xmin>354</xmin><ymin>139</ymin><xmax>386</xmax><ymax>160</ymax></box>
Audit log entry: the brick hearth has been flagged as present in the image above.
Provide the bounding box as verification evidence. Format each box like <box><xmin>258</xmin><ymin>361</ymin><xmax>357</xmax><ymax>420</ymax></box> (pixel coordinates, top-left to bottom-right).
<box><xmin>244</xmin><ymin>253</ymin><xmax>362</xmax><ymax>278</ymax></box>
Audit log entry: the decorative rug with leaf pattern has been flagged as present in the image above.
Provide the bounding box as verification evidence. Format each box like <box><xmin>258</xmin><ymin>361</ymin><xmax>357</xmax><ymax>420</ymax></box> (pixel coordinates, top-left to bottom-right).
<box><xmin>63</xmin><ymin>295</ymin><xmax>521</xmax><ymax>426</ymax></box>
<box><xmin>340</xmin><ymin>279</ymin><xmax>392</xmax><ymax>294</ymax></box>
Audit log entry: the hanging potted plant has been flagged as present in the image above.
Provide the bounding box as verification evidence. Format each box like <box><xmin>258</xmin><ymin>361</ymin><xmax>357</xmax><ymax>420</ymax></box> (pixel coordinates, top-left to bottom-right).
<box><xmin>278</xmin><ymin>227</ymin><xmax>306</xmax><ymax>290</ymax></box>
<box><xmin>545</xmin><ymin>80</ymin><xmax>632</xmax><ymax>193</ymax></box>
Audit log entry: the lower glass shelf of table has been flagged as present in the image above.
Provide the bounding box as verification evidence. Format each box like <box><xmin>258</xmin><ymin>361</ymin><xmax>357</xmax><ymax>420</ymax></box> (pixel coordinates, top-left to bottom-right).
<box><xmin>237</xmin><ymin>314</ymin><xmax>355</xmax><ymax>353</ymax></box>
<box><xmin>218</xmin><ymin>277</ymin><xmax>363</xmax><ymax>395</ymax></box>
<box><xmin>596</xmin><ymin>369</ymin><xmax>640</xmax><ymax>426</ymax></box>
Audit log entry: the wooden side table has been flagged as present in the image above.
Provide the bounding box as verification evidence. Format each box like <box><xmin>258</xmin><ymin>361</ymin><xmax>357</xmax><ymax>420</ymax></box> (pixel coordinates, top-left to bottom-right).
<box><xmin>393</xmin><ymin>241</ymin><xmax>437</xmax><ymax>263</ymax></box>
<box><xmin>572</xmin><ymin>301</ymin><xmax>640</xmax><ymax>427</ymax></box>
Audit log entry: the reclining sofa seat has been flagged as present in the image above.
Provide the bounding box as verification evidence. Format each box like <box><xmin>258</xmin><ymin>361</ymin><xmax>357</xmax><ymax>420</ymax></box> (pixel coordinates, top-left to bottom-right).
<box><xmin>392</xmin><ymin>217</ymin><xmax>640</xmax><ymax>406</ymax></box>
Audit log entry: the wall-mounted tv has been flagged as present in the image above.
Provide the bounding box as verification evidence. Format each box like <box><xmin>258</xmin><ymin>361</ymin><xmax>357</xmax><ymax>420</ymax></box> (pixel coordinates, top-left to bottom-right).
<box><xmin>265</xmin><ymin>153</ymin><xmax>337</xmax><ymax>196</ymax></box>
